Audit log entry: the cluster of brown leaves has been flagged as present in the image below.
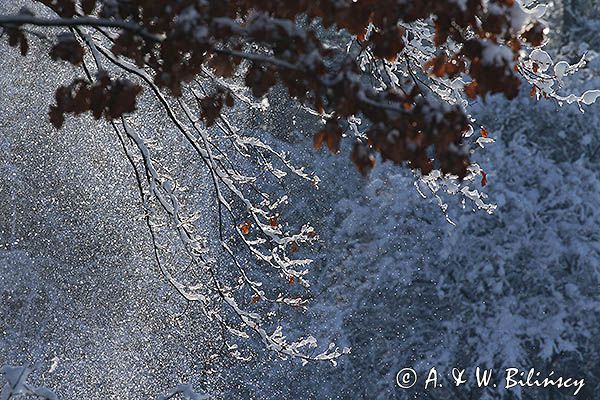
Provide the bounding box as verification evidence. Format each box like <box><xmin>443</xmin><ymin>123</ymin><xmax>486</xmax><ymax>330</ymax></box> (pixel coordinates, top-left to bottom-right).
<box><xmin>49</xmin><ymin>71</ymin><xmax>141</xmax><ymax>128</ymax></box>
<box><xmin>366</xmin><ymin>93</ymin><xmax>470</xmax><ymax>177</ymax></box>
<box><xmin>6</xmin><ymin>26</ymin><xmax>29</xmax><ymax>56</ymax></box>
<box><xmin>2</xmin><ymin>0</ymin><xmax>546</xmax><ymax>177</ymax></box>
<box><xmin>199</xmin><ymin>88</ymin><xmax>235</xmax><ymax>127</ymax></box>
<box><xmin>50</xmin><ymin>33</ymin><xmax>84</xmax><ymax>65</ymax></box>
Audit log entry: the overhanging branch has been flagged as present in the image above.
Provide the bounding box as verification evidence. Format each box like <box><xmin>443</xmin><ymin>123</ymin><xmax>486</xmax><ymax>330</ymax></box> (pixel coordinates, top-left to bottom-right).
<box><xmin>0</xmin><ymin>14</ymin><xmax>162</xmax><ymax>42</ymax></box>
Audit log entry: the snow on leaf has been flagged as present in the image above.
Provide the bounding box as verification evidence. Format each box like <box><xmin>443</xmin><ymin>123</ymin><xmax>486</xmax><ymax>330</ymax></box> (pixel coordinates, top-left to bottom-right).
<box><xmin>581</xmin><ymin>90</ymin><xmax>600</xmax><ymax>105</ymax></box>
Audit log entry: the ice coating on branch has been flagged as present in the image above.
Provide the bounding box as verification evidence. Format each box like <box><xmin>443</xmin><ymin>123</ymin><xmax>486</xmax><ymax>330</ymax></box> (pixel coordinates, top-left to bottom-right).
<box><xmin>529</xmin><ymin>49</ymin><xmax>553</xmax><ymax>72</ymax></box>
<box><xmin>554</xmin><ymin>61</ymin><xmax>569</xmax><ymax>79</ymax></box>
<box><xmin>522</xmin><ymin>47</ymin><xmax>599</xmax><ymax>108</ymax></box>
<box><xmin>582</xmin><ymin>90</ymin><xmax>600</xmax><ymax>105</ymax></box>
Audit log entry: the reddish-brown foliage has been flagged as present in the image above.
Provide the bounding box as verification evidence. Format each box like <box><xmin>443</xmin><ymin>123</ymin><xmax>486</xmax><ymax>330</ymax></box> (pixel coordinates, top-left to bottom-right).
<box><xmin>2</xmin><ymin>0</ymin><xmax>545</xmax><ymax>178</ymax></box>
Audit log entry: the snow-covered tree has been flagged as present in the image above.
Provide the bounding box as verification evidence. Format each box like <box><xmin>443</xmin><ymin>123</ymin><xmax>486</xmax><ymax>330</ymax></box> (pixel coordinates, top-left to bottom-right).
<box><xmin>260</xmin><ymin>54</ymin><xmax>600</xmax><ymax>399</ymax></box>
<box><xmin>1</xmin><ymin>0</ymin><xmax>599</xmax><ymax>385</ymax></box>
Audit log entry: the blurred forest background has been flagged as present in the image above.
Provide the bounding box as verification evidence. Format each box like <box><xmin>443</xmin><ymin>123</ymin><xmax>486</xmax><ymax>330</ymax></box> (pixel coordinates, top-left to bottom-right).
<box><xmin>1</xmin><ymin>1</ymin><xmax>600</xmax><ymax>399</ymax></box>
